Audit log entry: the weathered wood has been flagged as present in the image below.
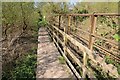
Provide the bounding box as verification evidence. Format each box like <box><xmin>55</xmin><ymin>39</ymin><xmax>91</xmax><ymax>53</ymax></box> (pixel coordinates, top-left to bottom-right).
<box><xmin>63</xmin><ymin>30</ymin><xmax>67</xmax><ymax>55</ymax></box>
<box><xmin>74</xmin><ymin>27</ymin><xmax>118</xmax><ymax>46</ymax></box>
<box><xmin>54</xmin><ymin>13</ymin><xmax>120</xmax><ymax>16</ymax></box>
<box><xmin>89</xmin><ymin>15</ymin><xmax>97</xmax><ymax>51</ymax></box>
<box><xmin>68</xmin><ymin>15</ymin><xmax>71</xmax><ymax>34</ymax></box>
<box><xmin>82</xmin><ymin>52</ymin><xmax>87</xmax><ymax>78</ymax></box>
<box><xmin>48</xmin><ymin>12</ymin><xmax>120</xmax><ymax>77</ymax></box>
<box><xmin>57</xmin><ymin>15</ymin><xmax>61</xmax><ymax>43</ymax></box>
<box><xmin>66</xmin><ymin>47</ymin><xmax>82</xmax><ymax>67</ymax></box>
<box><xmin>52</xmin><ymin>35</ymin><xmax>81</xmax><ymax>78</ymax></box>
<box><xmin>52</xmin><ymin>24</ymin><xmax>96</xmax><ymax>63</ymax></box>
<box><xmin>66</xmin><ymin>47</ymin><xmax>95</xmax><ymax>78</ymax></box>
<box><xmin>94</xmin><ymin>44</ymin><xmax>120</xmax><ymax>62</ymax></box>
<box><xmin>52</xmin><ymin>30</ymin><xmax>64</xmax><ymax>46</ymax></box>
<box><xmin>51</xmin><ymin>24</ymin><xmax>120</xmax><ymax>71</ymax></box>
<box><xmin>58</xmin><ymin>15</ymin><xmax>61</xmax><ymax>27</ymax></box>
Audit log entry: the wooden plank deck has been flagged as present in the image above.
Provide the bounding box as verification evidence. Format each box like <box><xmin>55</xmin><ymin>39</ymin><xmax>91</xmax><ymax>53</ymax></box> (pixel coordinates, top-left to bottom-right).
<box><xmin>36</xmin><ymin>27</ymin><xmax>75</xmax><ymax>78</ymax></box>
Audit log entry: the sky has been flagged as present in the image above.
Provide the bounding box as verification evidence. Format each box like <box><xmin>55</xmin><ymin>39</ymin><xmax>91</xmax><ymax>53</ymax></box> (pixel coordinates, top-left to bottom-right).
<box><xmin>34</xmin><ymin>0</ymin><xmax>83</xmax><ymax>8</ymax></box>
<box><xmin>34</xmin><ymin>0</ymin><xmax>82</xmax><ymax>3</ymax></box>
<box><xmin>70</xmin><ymin>0</ymin><xmax>82</xmax><ymax>5</ymax></box>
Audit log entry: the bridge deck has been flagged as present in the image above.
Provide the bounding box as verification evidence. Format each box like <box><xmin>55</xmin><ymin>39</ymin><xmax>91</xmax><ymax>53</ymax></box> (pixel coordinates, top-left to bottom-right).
<box><xmin>36</xmin><ymin>27</ymin><xmax>74</xmax><ymax>78</ymax></box>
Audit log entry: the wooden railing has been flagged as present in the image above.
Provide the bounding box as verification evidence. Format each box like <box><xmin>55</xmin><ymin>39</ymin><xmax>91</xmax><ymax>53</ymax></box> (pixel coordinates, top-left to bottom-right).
<box><xmin>47</xmin><ymin>13</ymin><xmax>120</xmax><ymax>78</ymax></box>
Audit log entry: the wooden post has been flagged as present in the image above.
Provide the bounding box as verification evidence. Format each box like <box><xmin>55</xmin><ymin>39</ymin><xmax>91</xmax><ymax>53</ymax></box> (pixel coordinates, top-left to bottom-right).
<box><xmin>59</xmin><ymin>15</ymin><xmax>61</xmax><ymax>27</ymax></box>
<box><xmin>89</xmin><ymin>14</ymin><xmax>97</xmax><ymax>51</ymax></box>
<box><xmin>84</xmin><ymin>14</ymin><xmax>97</xmax><ymax>78</ymax></box>
<box><xmin>57</xmin><ymin>15</ymin><xmax>61</xmax><ymax>43</ymax></box>
<box><xmin>64</xmin><ymin>15</ymin><xmax>71</xmax><ymax>55</ymax></box>
<box><xmin>82</xmin><ymin>52</ymin><xmax>87</xmax><ymax>78</ymax></box>
<box><xmin>68</xmin><ymin>15</ymin><xmax>71</xmax><ymax>34</ymax></box>
<box><xmin>64</xmin><ymin>16</ymin><xmax>67</xmax><ymax>55</ymax></box>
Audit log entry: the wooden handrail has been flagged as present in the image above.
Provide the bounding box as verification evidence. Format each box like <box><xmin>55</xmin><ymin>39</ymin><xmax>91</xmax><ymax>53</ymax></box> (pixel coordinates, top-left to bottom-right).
<box><xmin>48</xmin><ymin>24</ymin><xmax>119</xmax><ymax>78</ymax></box>
<box><xmin>74</xmin><ymin>27</ymin><xmax>119</xmax><ymax>46</ymax></box>
<box><xmin>47</xmin><ymin>13</ymin><xmax>120</xmax><ymax>78</ymax></box>
<box><xmin>53</xmin><ymin>13</ymin><xmax>120</xmax><ymax>16</ymax></box>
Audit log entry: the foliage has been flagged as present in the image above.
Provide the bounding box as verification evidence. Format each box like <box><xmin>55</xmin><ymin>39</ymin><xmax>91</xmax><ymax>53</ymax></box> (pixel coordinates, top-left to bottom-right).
<box><xmin>74</xmin><ymin>2</ymin><xmax>118</xmax><ymax>13</ymax></box>
<box><xmin>97</xmin><ymin>16</ymin><xmax>119</xmax><ymax>42</ymax></box>
<box><xmin>2</xmin><ymin>2</ymin><xmax>39</xmax><ymax>37</ymax></box>
<box><xmin>98</xmin><ymin>16</ymin><xmax>118</xmax><ymax>29</ymax></box>
<box><xmin>105</xmin><ymin>56</ymin><xmax>120</xmax><ymax>75</ymax></box>
<box><xmin>58</xmin><ymin>56</ymin><xmax>65</xmax><ymax>64</ymax></box>
<box><xmin>2</xmin><ymin>50</ymin><xmax>37</xmax><ymax>80</ymax></box>
<box><xmin>2</xmin><ymin>2</ymin><xmax>39</xmax><ymax>80</ymax></box>
<box><xmin>76</xmin><ymin>9</ymin><xmax>88</xmax><ymax>22</ymax></box>
<box><xmin>38</xmin><ymin>16</ymin><xmax>47</xmax><ymax>27</ymax></box>
<box><xmin>113</xmin><ymin>34</ymin><xmax>120</xmax><ymax>41</ymax></box>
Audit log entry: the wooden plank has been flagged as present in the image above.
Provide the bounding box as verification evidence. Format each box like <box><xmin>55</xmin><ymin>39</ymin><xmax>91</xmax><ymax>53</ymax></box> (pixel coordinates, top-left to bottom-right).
<box><xmin>94</xmin><ymin>44</ymin><xmax>120</xmax><ymax>62</ymax></box>
<box><xmin>57</xmin><ymin>15</ymin><xmax>61</xmax><ymax>43</ymax></box>
<box><xmin>66</xmin><ymin>47</ymin><xmax>88</xmax><ymax>78</ymax></box>
<box><xmin>89</xmin><ymin>15</ymin><xmax>97</xmax><ymax>51</ymax></box>
<box><xmin>52</xmin><ymin>30</ymin><xmax>64</xmax><ymax>46</ymax></box>
<box><xmin>52</xmin><ymin>24</ymin><xmax>89</xmax><ymax>53</ymax></box>
<box><xmin>66</xmin><ymin>47</ymin><xmax>95</xmax><ymax>78</ymax></box>
<box><xmin>82</xmin><ymin>51</ymin><xmax>87</xmax><ymax>78</ymax></box>
<box><xmin>63</xmin><ymin>16</ymin><xmax>68</xmax><ymax>55</ymax></box>
<box><xmin>48</xmin><ymin>13</ymin><xmax>120</xmax><ymax>77</ymax></box>
<box><xmin>74</xmin><ymin>27</ymin><xmax>118</xmax><ymax>46</ymax></box>
<box><xmin>54</xmin><ymin>13</ymin><xmax>120</xmax><ymax>16</ymax></box>
<box><xmin>58</xmin><ymin>15</ymin><xmax>61</xmax><ymax>27</ymax></box>
<box><xmin>52</xmin><ymin>36</ymin><xmax>81</xmax><ymax>78</ymax></box>
<box><xmin>66</xmin><ymin>47</ymin><xmax>82</xmax><ymax>67</ymax></box>
<box><xmin>52</xmin><ymin>25</ymin><xmax>91</xmax><ymax>56</ymax></box>
<box><xmin>49</xmin><ymin>23</ymin><xmax>120</xmax><ymax>78</ymax></box>
<box><xmin>93</xmin><ymin>34</ymin><xmax>118</xmax><ymax>46</ymax></box>
<box><xmin>71</xmin><ymin>32</ymin><xmax>89</xmax><ymax>45</ymax></box>
<box><xmin>57</xmin><ymin>14</ymin><xmax>92</xmax><ymax>16</ymax></box>
<box><xmin>52</xmin><ymin>24</ymin><xmax>64</xmax><ymax>35</ymax></box>
<box><xmin>52</xmin><ymin>24</ymin><xmax>97</xmax><ymax>63</ymax></box>
<box><xmin>68</xmin><ymin>15</ymin><xmax>71</xmax><ymax>34</ymax></box>
<box><xmin>94</xmin><ymin>13</ymin><xmax>120</xmax><ymax>16</ymax></box>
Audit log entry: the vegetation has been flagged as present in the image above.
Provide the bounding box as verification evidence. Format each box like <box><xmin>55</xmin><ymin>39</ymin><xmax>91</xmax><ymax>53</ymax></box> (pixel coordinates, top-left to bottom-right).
<box><xmin>38</xmin><ymin>14</ymin><xmax>47</xmax><ymax>27</ymax></box>
<box><xmin>2</xmin><ymin>2</ymin><xmax>39</xmax><ymax>79</ymax></box>
<box><xmin>2</xmin><ymin>49</ymin><xmax>37</xmax><ymax>80</ymax></box>
<box><xmin>2</xmin><ymin>1</ymin><xmax>119</xmax><ymax>79</ymax></box>
<box><xmin>58</xmin><ymin>56</ymin><xmax>65</xmax><ymax>64</ymax></box>
<box><xmin>105</xmin><ymin>56</ymin><xmax>120</xmax><ymax>75</ymax></box>
<box><xmin>113</xmin><ymin>34</ymin><xmax>120</xmax><ymax>41</ymax></box>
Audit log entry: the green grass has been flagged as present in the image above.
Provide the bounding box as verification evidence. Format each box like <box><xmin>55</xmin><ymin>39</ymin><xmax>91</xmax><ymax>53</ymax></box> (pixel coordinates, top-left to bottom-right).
<box><xmin>2</xmin><ymin>50</ymin><xmax>37</xmax><ymax>80</ymax></box>
<box><xmin>58</xmin><ymin>56</ymin><xmax>65</xmax><ymax>64</ymax></box>
<box><xmin>105</xmin><ymin>56</ymin><xmax>120</xmax><ymax>75</ymax></box>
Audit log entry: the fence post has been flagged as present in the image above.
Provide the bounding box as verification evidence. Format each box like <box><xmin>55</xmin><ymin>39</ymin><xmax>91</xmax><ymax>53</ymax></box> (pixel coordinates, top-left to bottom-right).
<box><xmin>59</xmin><ymin>15</ymin><xmax>61</xmax><ymax>27</ymax></box>
<box><xmin>64</xmin><ymin>15</ymin><xmax>71</xmax><ymax>55</ymax></box>
<box><xmin>89</xmin><ymin>14</ymin><xmax>97</xmax><ymax>51</ymax></box>
<box><xmin>68</xmin><ymin>15</ymin><xmax>71</xmax><ymax>34</ymax></box>
<box><xmin>56</xmin><ymin>15</ymin><xmax>61</xmax><ymax>43</ymax></box>
<box><xmin>63</xmin><ymin>15</ymin><xmax>66</xmax><ymax>55</ymax></box>
<box><xmin>82</xmin><ymin>14</ymin><xmax>97</xmax><ymax>78</ymax></box>
<box><xmin>82</xmin><ymin>51</ymin><xmax>87</xmax><ymax>78</ymax></box>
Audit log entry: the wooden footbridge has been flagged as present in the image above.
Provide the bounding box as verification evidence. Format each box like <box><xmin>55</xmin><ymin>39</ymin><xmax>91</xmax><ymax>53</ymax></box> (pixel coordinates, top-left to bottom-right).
<box><xmin>37</xmin><ymin>13</ymin><xmax>120</xmax><ymax>78</ymax></box>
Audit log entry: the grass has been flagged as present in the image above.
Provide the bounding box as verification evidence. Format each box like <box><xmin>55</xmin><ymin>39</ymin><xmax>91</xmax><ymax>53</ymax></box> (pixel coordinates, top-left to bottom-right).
<box><xmin>105</xmin><ymin>56</ymin><xmax>120</xmax><ymax>75</ymax></box>
<box><xmin>58</xmin><ymin>56</ymin><xmax>65</xmax><ymax>64</ymax></box>
<box><xmin>2</xmin><ymin>49</ymin><xmax>37</xmax><ymax>80</ymax></box>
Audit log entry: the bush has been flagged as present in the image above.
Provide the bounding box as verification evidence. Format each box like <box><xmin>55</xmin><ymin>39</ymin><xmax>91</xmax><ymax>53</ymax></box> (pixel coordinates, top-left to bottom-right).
<box><xmin>2</xmin><ymin>51</ymin><xmax>37</xmax><ymax>80</ymax></box>
<box><xmin>38</xmin><ymin>16</ymin><xmax>47</xmax><ymax>27</ymax></box>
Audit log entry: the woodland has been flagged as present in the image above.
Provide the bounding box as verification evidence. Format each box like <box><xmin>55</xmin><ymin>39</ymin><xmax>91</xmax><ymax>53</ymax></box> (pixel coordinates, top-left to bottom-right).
<box><xmin>1</xmin><ymin>2</ymin><xmax>120</xmax><ymax>79</ymax></box>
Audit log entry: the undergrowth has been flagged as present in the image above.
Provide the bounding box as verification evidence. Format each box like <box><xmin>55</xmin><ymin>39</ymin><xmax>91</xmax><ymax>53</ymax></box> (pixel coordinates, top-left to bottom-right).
<box><xmin>58</xmin><ymin>56</ymin><xmax>65</xmax><ymax>64</ymax></box>
<box><xmin>105</xmin><ymin>56</ymin><xmax>120</xmax><ymax>75</ymax></box>
<box><xmin>2</xmin><ymin>48</ymin><xmax>37</xmax><ymax>80</ymax></box>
